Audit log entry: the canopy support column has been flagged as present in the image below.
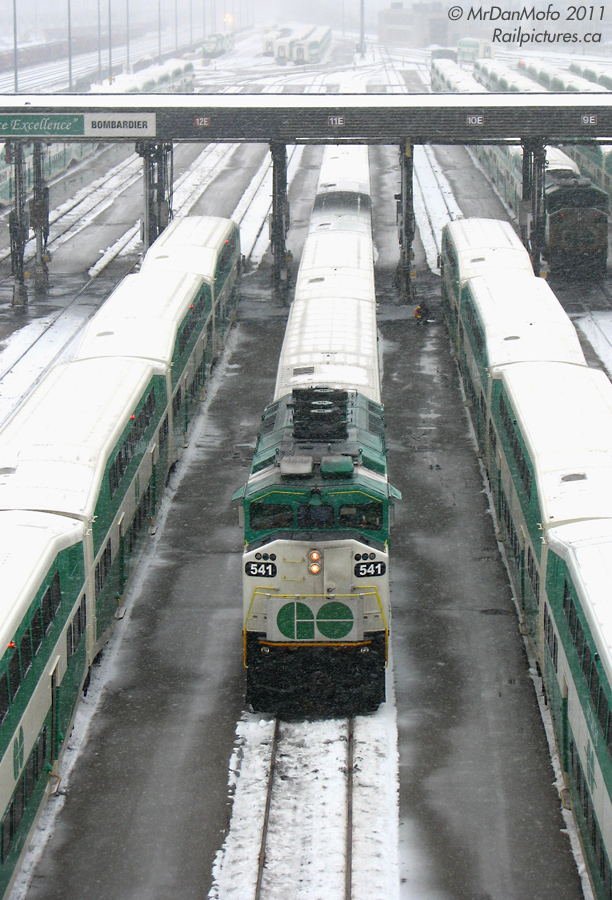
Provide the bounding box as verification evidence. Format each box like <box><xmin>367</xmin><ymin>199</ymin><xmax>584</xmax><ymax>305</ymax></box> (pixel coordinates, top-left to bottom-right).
<box><xmin>7</xmin><ymin>141</ymin><xmax>29</xmax><ymax>305</ymax></box>
<box><xmin>396</xmin><ymin>139</ymin><xmax>416</xmax><ymax>303</ymax></box>
<box><xmin>136</xmin><ymin>141</ymin><xmax>174</xmax><ymax>251</ymax></box>
<box><xmin>270</xmin><ymin>141</ymin><xmax>290</xmax><ymax>304</ymax></box>
<box><xmin>30</xmin><ymin>141</ymin><xmax>50</xmax><ymax>293</ymax></box>
<box><xmin>521</xmin><ymin>137</ymin><xmax>546</xmax><ymax>274</ymax></box>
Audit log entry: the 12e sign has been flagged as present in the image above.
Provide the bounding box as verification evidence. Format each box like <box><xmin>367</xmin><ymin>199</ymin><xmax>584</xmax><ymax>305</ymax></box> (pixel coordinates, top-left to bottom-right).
<box><xmin>245</xmin><ymin>561</ymin><xmax>277</xmax><ymax>577</ymax></box>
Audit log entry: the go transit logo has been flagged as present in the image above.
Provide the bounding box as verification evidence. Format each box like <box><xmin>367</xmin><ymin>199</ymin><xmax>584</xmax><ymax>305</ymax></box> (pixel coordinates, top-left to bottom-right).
<box><xmin>276</xmin><ymin>601</ymin><xmax>355</xmax><ymax>640</ymax></box>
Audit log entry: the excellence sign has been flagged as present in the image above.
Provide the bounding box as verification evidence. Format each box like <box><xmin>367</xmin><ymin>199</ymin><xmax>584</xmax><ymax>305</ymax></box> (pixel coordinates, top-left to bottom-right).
<box><xmin>0</xmin><ymin>113</ymin><xmax>156</xmax><ymax>139</ymax></box>
<box><xmin>0</xmin><ymin>114</ymin><xmax>85</xmax><ymax>136</ymax></box>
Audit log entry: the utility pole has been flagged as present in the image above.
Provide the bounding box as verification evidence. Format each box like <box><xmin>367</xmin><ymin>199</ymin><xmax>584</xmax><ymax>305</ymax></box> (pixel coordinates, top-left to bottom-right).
<box><xmin>13</xmin><ymin>0</ymin><xmax>18</xmax><ymax>93</ymax></box>
<box><xmin>108</xmin><ymin>0</ymin><xmax>112</xmax><ymax>82</ymax></box>
<box><xmin>360</xmin><ymin>0</ymin><xmax>365</xmax><ymax>58</ymax></box>
<box><xmin>158</xmin><ymin>0</ymin><xmax>162</xmax><ymax>63</ymax></box>
<box><xmin>68</xmin><ymin>0</ymin><xmax>73</xmax><ymax>90</ymax></box>
<box><xmin>126</xmin><ymin>0</ymin><xmax>130</xmax><ymax>72</ymax></box>
<box><xmin>98</xmin><ymin>0</ymin><xmax>102</xmax><ymax>81</ymax></box>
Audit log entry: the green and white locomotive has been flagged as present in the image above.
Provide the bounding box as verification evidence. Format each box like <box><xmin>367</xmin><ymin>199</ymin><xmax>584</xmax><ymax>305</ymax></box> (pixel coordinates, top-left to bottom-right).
<box><xmin>235</xmin><ymin>146</ymin><xmax>400</xmax><ymax>715</ymax></box>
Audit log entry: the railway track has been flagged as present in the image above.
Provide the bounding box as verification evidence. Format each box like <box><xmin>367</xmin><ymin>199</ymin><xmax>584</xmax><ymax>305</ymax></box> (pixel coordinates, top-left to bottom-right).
<box><xmin>210</xmin><ymin>706</ymin><xmax>399</xmax><ymax>900</ymax></box>
<box><xmin>254</xmin><ymin>718</ymin><xmax>355</xmax><ymax>900</ymax></box>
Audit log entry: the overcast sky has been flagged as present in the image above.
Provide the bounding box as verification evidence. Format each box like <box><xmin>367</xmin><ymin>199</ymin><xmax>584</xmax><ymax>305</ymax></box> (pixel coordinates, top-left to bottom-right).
<box><xmin>0</xmin><ymin>0</ymin><xmax>390</xmax><ymax>43</ymax></box>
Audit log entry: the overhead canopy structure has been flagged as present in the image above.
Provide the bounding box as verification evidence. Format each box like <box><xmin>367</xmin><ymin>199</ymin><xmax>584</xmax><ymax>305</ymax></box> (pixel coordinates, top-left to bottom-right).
<box><xmin>0</xmin><ymin>92</ymin><xmax>611</xmax><ymax>144</ymax></box>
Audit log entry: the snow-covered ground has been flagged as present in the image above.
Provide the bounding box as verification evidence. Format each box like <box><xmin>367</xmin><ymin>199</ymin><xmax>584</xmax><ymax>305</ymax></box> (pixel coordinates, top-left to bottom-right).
<box><xmin>208</xmin><ymin>660</ymin><xmax>400</xmax><ymax>900</ymax></box>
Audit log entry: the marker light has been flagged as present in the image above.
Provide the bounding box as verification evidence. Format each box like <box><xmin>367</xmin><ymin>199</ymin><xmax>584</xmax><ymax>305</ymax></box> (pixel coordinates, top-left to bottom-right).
<box><xmin>308</xmin><ymin>549</ymin><xmax>321</xmax><ymax>574</ymax></box>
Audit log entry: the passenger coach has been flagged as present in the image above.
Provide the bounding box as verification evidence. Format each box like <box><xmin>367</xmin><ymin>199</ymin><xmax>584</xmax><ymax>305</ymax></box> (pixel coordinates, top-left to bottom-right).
<box><xmin>0</xmin><ymin>214</ymin><xmax>241</xmax><ymax>898</ymax></box>
<box><xmin>441</xmin><ymin>216</ymin><xmax>612</xmax><ymax>900</ymax></box>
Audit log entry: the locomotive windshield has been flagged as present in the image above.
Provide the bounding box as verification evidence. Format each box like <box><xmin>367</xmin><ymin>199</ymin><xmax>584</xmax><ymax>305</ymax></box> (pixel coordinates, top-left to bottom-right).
<box><xmin>249</xmin><ymin>502</ymin><xmax>294</xmax><ymax>530</ymax></box>
<box><xmin>297</xmin><ymin>504</ymin><xmax>335</xmax><ymax>528</ymax></box>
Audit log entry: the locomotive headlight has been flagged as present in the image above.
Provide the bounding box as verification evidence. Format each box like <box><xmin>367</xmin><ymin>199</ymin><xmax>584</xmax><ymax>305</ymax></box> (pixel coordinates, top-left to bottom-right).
<box><xmin>308</xmin><ymin>549</ymin><xmax>322</xmax><ymax>574</ymax></box>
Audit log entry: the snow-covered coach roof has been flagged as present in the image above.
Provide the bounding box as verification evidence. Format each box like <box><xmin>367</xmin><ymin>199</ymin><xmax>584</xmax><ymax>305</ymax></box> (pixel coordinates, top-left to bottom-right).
<box><xmin>0</xmin><ymin>510</ymin><xmax>85</xmax><ymax>650</ymax></box>
<box><xmin>0</xmin><ymin>357</ymin><xmax>163</xmax><ymax>522</ymax></box>
<box><xmin>140</xmin><ymin>215</ymin><xmax>237</xmax><ymax>281</ymax></box>
<box><xmin>274</xmin><ymin>294</ymin><xmax>380</xmax><ymax>404</ymax></box>
<box><xmin>431</xmin><ymin>59</ymin><xmax>489</xmax><ymax>94</ymax></box>
<box><xmin>545</xmin><ymin>146</ymin><xmax>580</xmax><ymax>175</ymax></box>
<box><xmin>443</xmin><ymin>218</ymin><xmax>534</xmax><ymax>283</ymax></box>
<box><xmin>494</xmin><ymin>361</ymin><xmax>612</xmax><ymax>529</ymax></box>
<box><xmin>74</xmin><ymin>269</ymin><xmax>204</xmax><ymax>366</ymax></box>
<box><xmin>316</xmin><ymin>144</ymin><xmax>371</xmax><ymax>198</ymax></box>
<box><xmin>296</xmin><ymin>231</ymin><xmax>375</xmax><ymax>297</ymax></box>
<box><xmin>275</xmin><ymin>224</ymin><xmax>378</xmax><ymax>403</ymax></box>
<box><xmin>547</xmin><ymin>520</ymin><xmax>612</xmax><ymax>692</ymax></box>
<box><xmin>466</xmin><ymin>272</ymin><xmax>586</xmax><ymax>368</ymax></box>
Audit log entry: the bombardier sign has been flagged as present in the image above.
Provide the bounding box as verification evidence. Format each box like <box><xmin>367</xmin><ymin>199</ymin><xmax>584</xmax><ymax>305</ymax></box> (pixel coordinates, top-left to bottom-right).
<box><xmin>84</xmin><ymin>113</ymin><xmax>156</xmax><ymax>136</ymax></box>
<box><xmin>0</xmin><ymin>113</ymin><xmax>156</xmax><ymax>138</ymax></box>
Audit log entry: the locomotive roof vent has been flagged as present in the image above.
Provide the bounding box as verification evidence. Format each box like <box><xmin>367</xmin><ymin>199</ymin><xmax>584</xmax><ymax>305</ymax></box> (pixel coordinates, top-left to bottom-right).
<box><xmin>320</xmin><ymin>455</ymin><xmax>354</xmax><ymax>478</ymax></box>
<box><xmin>290</xmin><ymin>387</ymin><xmax>348</xmax><ymax>441</ymax></box>
<box><xmin>280</xmin><ymin>455</ymin><xmax>314</xmax><ymax>477</ymax></box>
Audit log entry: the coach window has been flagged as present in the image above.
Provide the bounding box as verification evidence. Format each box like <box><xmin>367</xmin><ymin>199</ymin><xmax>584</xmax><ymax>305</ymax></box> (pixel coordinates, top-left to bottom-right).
<box><xmin>31</xmin><ymin>608</ymin><xmax>43</xmax><ymax>657</ymax></box>
<box><xmin>0</xmin><ymin>673</ymin><xmax>9</xmax><ymax>727</ymax></box>
<box><xmin>250</xmin><ymin>503</ymin><xmax>294</xmax><ymax>530</ymax></box>
<box><xmin>598</xmin><ymin>686</ymin><xmax>609</xmax><ymax>738</ymax></box>
<box><xmin>51</xmin><ymin>571</ymin><xmax>61</xmax><ymax>616</ymax></box>
<box><xmin>42</xmin><ymin>587</ymin><xmax>53</xmax><ymax>635</ymax></box>
<box><xmin>20</xmin><ymin>629</ymin><xmax>32</xmax><ymax>680</ymax></box>
<box><xmin>1</xmin><ymin>809</ymin><xmax>11</xmax><ymax>864</ymax></box>
<box><xmin>8</xmin><ymin>649</ymin><xmax>21</xmax><ymax>702</ymax></box>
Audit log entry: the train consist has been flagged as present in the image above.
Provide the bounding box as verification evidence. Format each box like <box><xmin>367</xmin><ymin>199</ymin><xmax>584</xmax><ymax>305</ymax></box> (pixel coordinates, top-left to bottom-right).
<box><xmin>519</xmin><ymin>59</ymin><xmax>608</xmax><ymax>92</ymax></box>
<box><xmin>473</xmin><ymin>57</ymin><xmax>542</xmax><ymax>93</ymax></box>
<box><xmin>0</xmin><ymin>216</ymin><xmax>240</xmax><ymax>898</ymax></box>
<box><xmin>234</xmin><ymin>146</ymin><xmax>400</xmax><ymax>716</ymax></box>
<box><xmin>202</xmin><ymin>33</ymin><xmax>234</xmax><ymax>59</ymax></box>
<box><xmin>0</xmin><ymin>142</ymin><xmax>97</xmax><ymax>208</ymax></box>
<box><xmin>474</xmin><ymin>57</ymin><xmax>612</xmax><ymax>247</ymax></box>
<box><xmin>569</xmin><ymin>59</ymin><xmax>612</xmax><ymax>90</ymax></box>
<box><xmin>262</xmin><ymin>24</ymin><xmax>331</xmax><ymax>65</ymax></box>
<box><xmin>89</xmin><ymin>58</ymin><xmax>195</xmax><ymax>94</ymax></box>
<box><xmin>526</xmin><ymin>61</ymin><xmax>612</xmax><ymax>218</ymax></box>
<box><xmin>431</xmin><ymin>58</ymin><xmax>609</xmax><ymax>273</ymax></box>
<box><xmin>294</xmin><ymin>26</ymin><xmax>332</xmax><ymax>64</ymax></box>
<box><xmin>441</xmin><ymin>216</ymin><xmax>612</xmax><ymax>900</ymax></box>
